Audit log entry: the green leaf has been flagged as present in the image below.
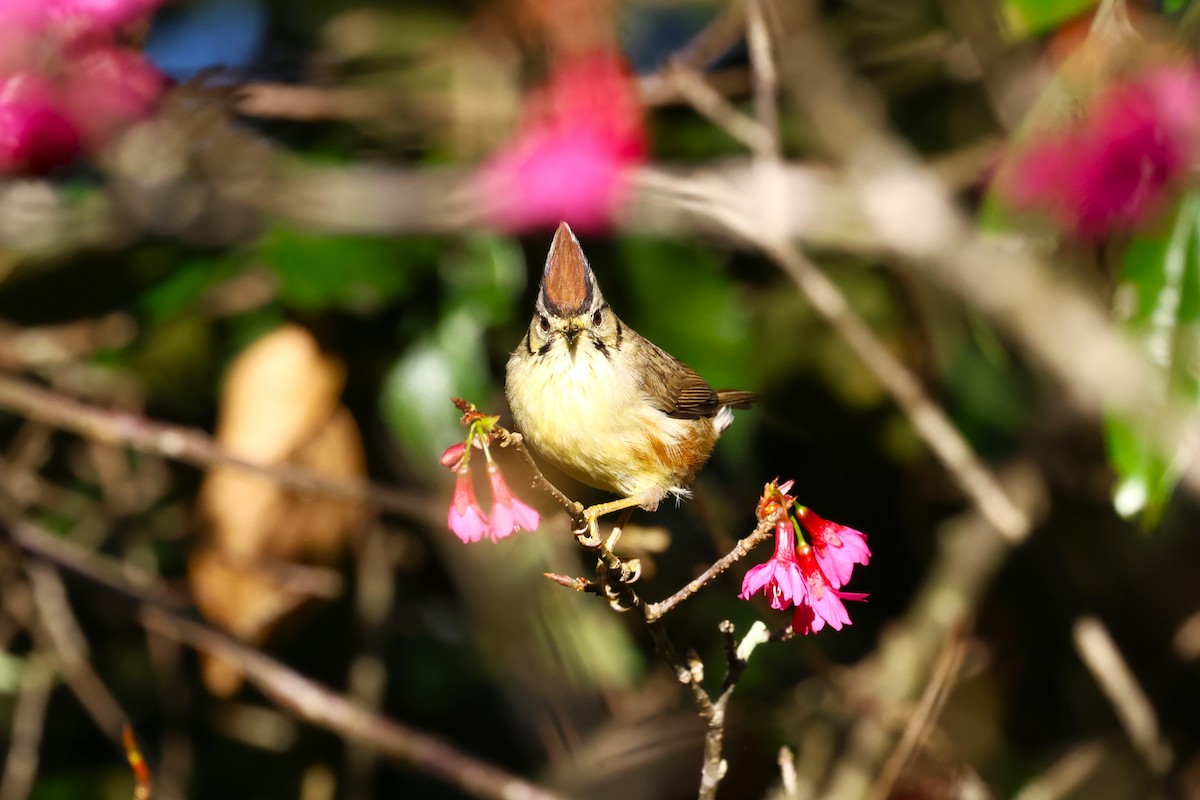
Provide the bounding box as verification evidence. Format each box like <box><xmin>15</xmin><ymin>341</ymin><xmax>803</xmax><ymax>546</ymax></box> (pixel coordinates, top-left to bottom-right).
<box><xmin>1003</xmin><ymin>0</ymin><xmax>1097</xmax><ymax>38</ymax></box>
<box><xmin>262</xmin><ymin>227</ymin><xmax>434</xmax><ymax>313</ymax></box>
<box><xmin>1105</xmin><ymin>192</ymin><xmax>1200</xmax><ymax>524</ymax></box>
<box><xmin>381</xmin><ymin>307</ymin><xmax>489</xmax><ymax>471</ymax></box>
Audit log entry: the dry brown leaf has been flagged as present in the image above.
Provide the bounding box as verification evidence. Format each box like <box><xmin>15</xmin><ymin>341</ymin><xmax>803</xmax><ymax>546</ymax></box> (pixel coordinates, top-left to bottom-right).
<box><xmin>190</xmin><ymin>324</ymin><xmax>365</xmax><ymax>696</ymax></box>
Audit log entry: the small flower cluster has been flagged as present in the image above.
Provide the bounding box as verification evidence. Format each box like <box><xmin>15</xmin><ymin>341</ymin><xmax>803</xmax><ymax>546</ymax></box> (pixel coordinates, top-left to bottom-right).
<box><xmin>739</xmin><ymin>479</ymin><xmax>870</xmax><ymax>635</ymax></box>
<box><xmin>0</xmin><ymin>0</ymin><xmax>165</xmax><ymax>175</ymax></box>
<box><xmin>1001</xmin><ymin>62</ymin><xmax>1200</xmax><ymax>239</ymax></box>
<box><xmin>441</xmin><ymin>413</ymin><xmax>540</xmax><ymax>544</ymax></box>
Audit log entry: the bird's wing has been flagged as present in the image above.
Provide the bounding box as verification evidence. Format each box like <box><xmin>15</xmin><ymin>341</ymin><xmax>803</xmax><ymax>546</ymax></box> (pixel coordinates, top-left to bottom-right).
<box><xmin>637</xmin><ymin>339</ymin><xmax>722</xmax><ymax>420</ymax></box>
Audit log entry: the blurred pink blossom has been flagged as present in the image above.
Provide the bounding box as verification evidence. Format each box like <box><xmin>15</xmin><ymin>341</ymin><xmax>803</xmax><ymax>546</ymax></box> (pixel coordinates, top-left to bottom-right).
<box><xmin>476</xmin><ymin>50</ymin><xmax>647</xmax><ymax>233</ymax></box>
<box><xmin>1004</xmin><ymin>64</ymin><xmax>1200</xmax><ymax>238</ymax></box>
<box><xmin>0</xmin><ymin>74</ymin><xmax>81</xmax><ymax>173</ymax></box>
<box><xmin>0</xmin><ymin>0</ymin><xmax>164</xmax><ymax>175</ymax></box>
<box><xmin>47</xmin><ymin>0</ymin><xmax>164</xmax><ymax>30</ymax></box>
<box><xmin>63</xmin><ymin>45</ymin><xmax>163</xmax><ymax>147</ymax></box>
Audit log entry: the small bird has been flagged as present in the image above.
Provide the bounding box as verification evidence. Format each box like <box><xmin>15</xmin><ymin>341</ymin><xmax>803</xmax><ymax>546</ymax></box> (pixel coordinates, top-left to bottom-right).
<box><xmin>505</xmin><ymin>221</ymin><xmax>756</xmax><ymax>540</ymax></box>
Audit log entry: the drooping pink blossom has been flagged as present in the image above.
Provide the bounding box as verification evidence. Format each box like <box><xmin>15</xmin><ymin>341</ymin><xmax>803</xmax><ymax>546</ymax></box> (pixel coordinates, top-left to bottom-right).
<box><xmin>486</xmin><ymin>462</ymin><xmax>540</xmax><ymax>541</ymax></box>
<box><xmin>739</xmin><ymin>520</ymin><xmax>807</xmax><ymax>610</ymax></box>
<box><xmin>797</xmin><ymin>505</ymin><xmax>871</xmax><ymax>589</ymax></box>
<box><xmin>791</xmin><ymin>548</ymin><xmax>868</xmax><ymax>635</ymax></box>
<box><xmin>0</xmin><ymin>74</ymin><xmax>81</xmax><ymax>174</ymax></box>
<box><xmin>1004</xmin><ymin>63</ymin><xmax>1200</xmax><ymax>238</ymax></box>
<box><xmin>475</xmin><ymin>50</ymin><xmax>647</xmax><ymax>234</ymax></box>
<box><xmin>448</xmin><ymin>465</ymin><xmax>490</xmax><ymax>543</ymax></box>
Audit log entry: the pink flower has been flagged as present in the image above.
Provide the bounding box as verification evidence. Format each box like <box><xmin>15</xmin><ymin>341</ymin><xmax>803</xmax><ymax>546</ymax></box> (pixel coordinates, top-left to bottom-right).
<box><xmin>440</xmin><ymin>442</ymin><xmax>467</xmax><ymax>471</ymax></box>
<box><xmin>475</xmin><ymin>50</ymin><xmax>647</xmax><ymax>233</ymax></box>
<box><xmin>486</xmin><ymin>463</ymin><xmax>540</xmax><ymax>541</ymax></box>
<box><xmin>0</xmin><ymin>74</ymin><xmax>81</xmax><ymax>174</ymax></box>
<box><xmin>739</xmin><ymin>520</ymin><xmax>808</xmax><ymax>610</ymax></box>
<box><xmin>791</xmin><ymin>548</ymin><xmax>868</xmax><ymax>635</ymax></box>
<box><xmin>797</xmin><ymin>506</ymin><xmax>870</xmax><ymax>589</ymax></box>
<box><xmin>47</xmin><ymin>0</ymin><xmax>163</xmax><ymax>31</ymax></box>
<box><xmin>448</xmin><ymin>465</ymin><xmax>489</xmax><ymax>543</ymax></box>
<box><xmin>1003</xmin><ymin>63</ymin><xmax>1200</xmax><ymax>238</ymax></box>
<box><xmin>61</xmin><ymin>44</ymin><xmax>163</xmax><ymax>148</ymax></box>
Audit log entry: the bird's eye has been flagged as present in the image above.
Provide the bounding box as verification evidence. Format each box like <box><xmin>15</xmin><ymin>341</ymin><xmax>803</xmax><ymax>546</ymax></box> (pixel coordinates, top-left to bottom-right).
<box><xmin>538</xmin><ymin>315</ymin><xmax>550</xmax><ymax>333</ymax></box>
<box><xmin>592</xmin><ymin>309</ymin><xmax>603</xmax><ymax>326</ymax></box>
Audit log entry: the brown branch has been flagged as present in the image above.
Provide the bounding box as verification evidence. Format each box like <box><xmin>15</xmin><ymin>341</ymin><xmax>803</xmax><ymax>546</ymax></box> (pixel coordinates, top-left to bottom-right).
<box><xmin>870</xmin><ymin>627</ymin><xmax>968</xmax><ymax>800</ymax></box>
<box><xmin>0</xmin><ymin>374</ymin><xmax>431</xmax><ymax>521</ymax></box>
<box><xmin>1072</xmin><ymin>616</ymin><xmax>1173</xmax><ymax>775</ymax></box>
<box><xmin>4</xmin><ymin>518</ymin><xmax>566</xmax><ymax>800</ymax></box>
<box><xmin>643</xmin><ymin>518</ymin><xmax>774</xmax><ymax>622</ymax></box>
<box><xmin>0</xmin><ymin>650</ymin><xmax>54</xmax><ymax>800</ymax></box>
<box><xmin>142</xmin><ymin>609</ymin><xmax>564</xmax><ymax>800</ymax></box>
<box><xmin>766</xmin><ymin>244</ymin><xmax>1032</xmax><ymax>544</ymax></box>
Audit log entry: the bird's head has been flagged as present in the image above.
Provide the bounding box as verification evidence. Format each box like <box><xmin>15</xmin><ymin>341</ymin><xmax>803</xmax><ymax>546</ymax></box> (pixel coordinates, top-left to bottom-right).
<box><xmin>528</xmin><ymin>221</ymin><xmax>619</xmax><ymax>357</ymax></box>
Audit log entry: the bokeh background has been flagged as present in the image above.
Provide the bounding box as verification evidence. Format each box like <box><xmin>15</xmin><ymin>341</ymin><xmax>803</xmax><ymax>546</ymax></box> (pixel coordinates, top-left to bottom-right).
<box><xmin>2</xmin><ymin>0</ymin><xmax>1200</xmax><ymax>798</ymax></box>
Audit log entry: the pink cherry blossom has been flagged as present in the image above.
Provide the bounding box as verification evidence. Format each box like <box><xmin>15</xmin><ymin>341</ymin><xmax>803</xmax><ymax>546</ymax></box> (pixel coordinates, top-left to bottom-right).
<box><xmin>797</xmin><ymin>506</ymin><xmax>870</xmax><ymax>589</ymax></box>
<box><xmin>0</xmin><ymin>74</ymin><xmax>81</xmax><ymax>174</ymax></box>
<box><xmin>440</xmin><ymin>442</ymin><xmax>467</xmax><ymax>471</ymax></box>
<box><xmin>791</xmin><ymin>548</ymin><xmax>868</xmax><ymax>635</ymax></box>
<box><xmin>448</xmin><ymin>465</ymin><xmax>489</xmax><ymax>543</ymax></box>
<box><xmin>486</xmin><ymin>462</ymin><xmax>540</xmax><ymax>541</ymax></box>
<box><xmin>739</xmin><ymin>520</ymin><xmax>808</xmax><ymax>610</ymax></box>
<box><xmin>475</xmin><ymin>50</ymin><xmax>647</xmax><ymax>233</ymax></box>
<box><xmin>1004</xmin><ymin>63</ymin><xmax>1200</xmax><ymax>238</ymax></box>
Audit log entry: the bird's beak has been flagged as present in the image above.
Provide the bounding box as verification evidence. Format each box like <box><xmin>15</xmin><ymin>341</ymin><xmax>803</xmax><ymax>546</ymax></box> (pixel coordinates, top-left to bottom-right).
<box><xmin>564</xmin><ymin>322</ymin><xmax>581</xmax><ymax>347</ymax></box>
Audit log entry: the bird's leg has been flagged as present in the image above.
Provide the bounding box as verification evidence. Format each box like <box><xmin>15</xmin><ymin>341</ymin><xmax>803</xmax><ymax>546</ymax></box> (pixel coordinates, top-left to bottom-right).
<box><xmin>605</xmin><ymin>507</ymin><xmax>636</xmax><ymax>552</ymax></box>
<box><xmin>576</xmin><ymin>495</ymin><xmax>647</xmax><ymax>587</ymax></box>
<box><xmin>581</xmin><ymin>493</ymin><xmax>649</xmax><ymax>545</ymax></box>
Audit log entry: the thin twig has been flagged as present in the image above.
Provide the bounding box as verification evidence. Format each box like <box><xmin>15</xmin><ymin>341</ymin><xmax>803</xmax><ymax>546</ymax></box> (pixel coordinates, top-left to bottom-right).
<box><xmin>778</xmin><ymin>746</ymin><xmax>799</xmax><ymax>800</ymax></box>
<box><xmin>142</xmin><ymin>609</ymin><xmax>564</xmax><ymax>800</ymax></box>
<box><xmin>1072</xmin><ymin>616</ymin><xmax>1173</xmax><ymax>775</ymax></box>
<box><xmin>870</xmin><ymin>628</ymin><xmax>968</xmax><ymax>800</ymax></box>
<box><xmin>665</xmin><ymin>64</ymin><xmax>774</xmax><ymax>154</ymax></box>
<box><xmin>643</xmin><ymin>517</ymin><xmax>775</xmax><ymax>622</ymax></box>
<box><xmin>1011</xmin><ymin>740</ymin><xmax>1109</xmax><ymax>800</ymax></box>
<box><xmin>5</xmin><ymin>513</ymin><xmax>566</xmax><ymax>800</ymax></box>
<box><xmin>0</xmin><ymin>374</ymin><xmax>431</xmax><ymax>521</ymax></box>
<box><xmin>0</xmin><ymin>651</ymin><xmax>54</xmax><ymax>800</ymax></box>
<box><xmin>697</xmin><ymin>620</ymin><xmax>771</xmax><ymax>800</ymax></box>
<box><xmin>766</xmin><ymin>244</ymin><xmax>1030</xmax><ymax>545</ymax></box>
<box><xmin>24</xmin><ymin>561</ymin><xmax>130</xmax><ymax>742</ymax></box>
<box><xmin>3</xmin><ymin>518</ymin><xmax>562</xmax><ymax>800</ymax></box>
<box><xmin>745</xmin><ymin>0</ymin><xmax>781</xmax><ymax>158</ymax></box>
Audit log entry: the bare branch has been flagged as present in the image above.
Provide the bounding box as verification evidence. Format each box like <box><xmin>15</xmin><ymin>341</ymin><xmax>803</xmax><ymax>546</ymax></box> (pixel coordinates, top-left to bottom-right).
<box><xmin>0</xmin><ymin>374</ymin><xmax>431</xmax><ymax>521</ymax></box>
<box><xmin>0</xmin><ymin>650</ymin><xmax>54</xmax><ymax>800</ymax></box>
<box><xmin>1072</xmin><ymin>616</ymin><xmax>1173</xmax><ymax>775</ymax></box>
<box><xmin>142</xmin><ymin>609</ymin><xmax>565</xmax><ymax>800</ymax></box>
<box><xmin>5</xmin><ymin>518</ymin><xmax>566</xmax><ymax>800</ymax></box>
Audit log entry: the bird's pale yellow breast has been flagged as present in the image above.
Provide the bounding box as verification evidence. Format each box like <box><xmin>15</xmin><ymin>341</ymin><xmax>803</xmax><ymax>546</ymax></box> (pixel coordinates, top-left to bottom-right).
<box><xmin>506</xmin><ymin>341</ymin><xmax>702</xmax><ymax>500</ymax></box>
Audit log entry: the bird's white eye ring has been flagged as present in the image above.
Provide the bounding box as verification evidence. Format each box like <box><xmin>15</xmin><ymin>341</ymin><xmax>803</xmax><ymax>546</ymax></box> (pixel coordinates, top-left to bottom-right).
<box><xmin>592</xmin><ymin>309</ymin><xmax>603</xmax><ymax>326</ymax></box>
<box><xmin>538</xmin><ymin>315</ymin><xmax>550</xmax><ymax>333</ymax></box>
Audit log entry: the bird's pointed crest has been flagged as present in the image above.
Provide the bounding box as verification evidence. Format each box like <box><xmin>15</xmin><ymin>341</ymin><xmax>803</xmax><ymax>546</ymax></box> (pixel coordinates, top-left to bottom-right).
<box><xmin>540</xmin><ymin>221</ymin><xmax>597</xmax><ymax>317</ymax></box>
